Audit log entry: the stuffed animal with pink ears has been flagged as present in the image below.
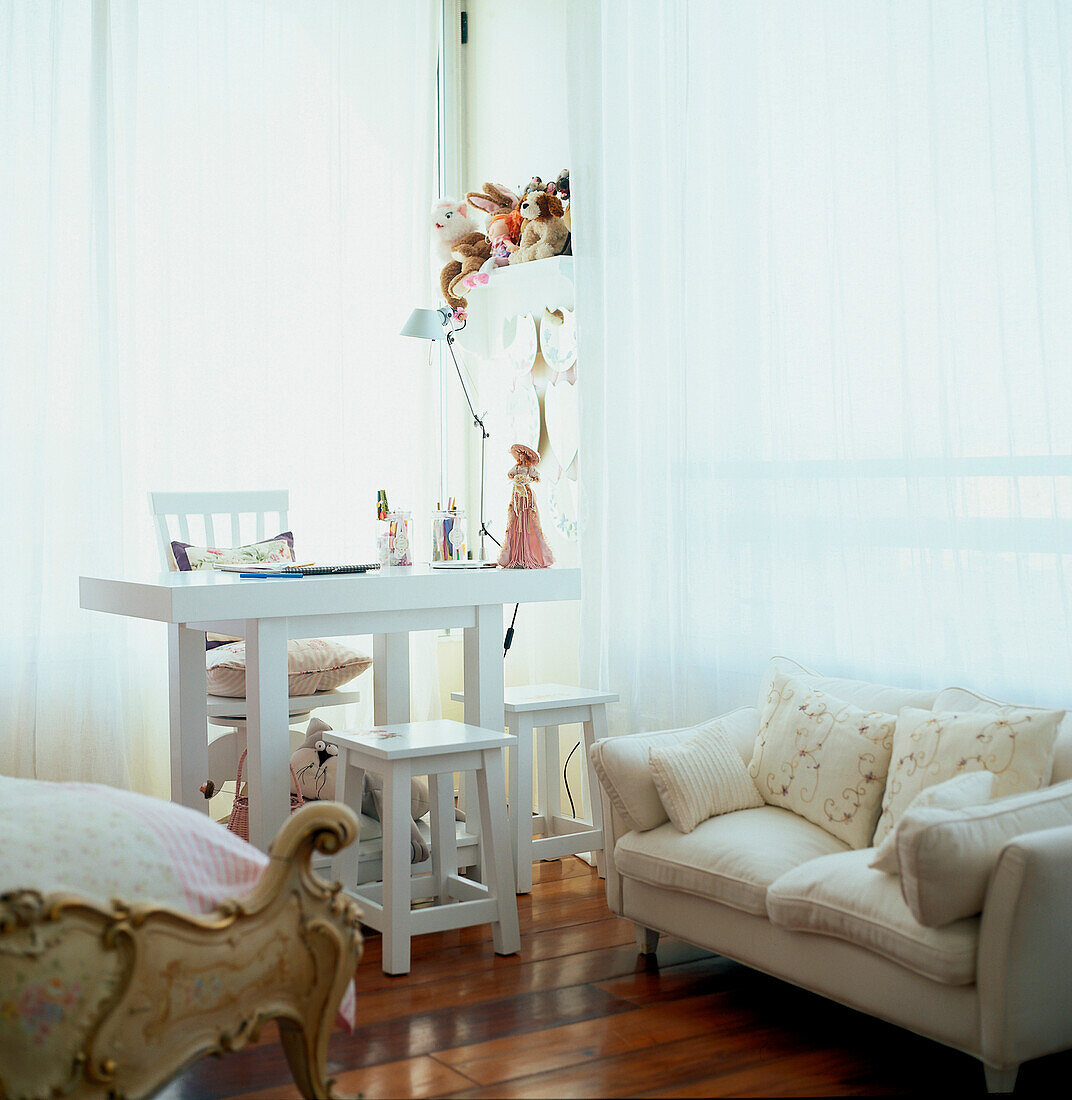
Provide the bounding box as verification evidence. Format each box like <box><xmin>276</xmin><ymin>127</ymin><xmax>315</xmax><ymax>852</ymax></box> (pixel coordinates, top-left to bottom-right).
<box><xmin>430</xmin><ymin>197</ymin><xmax>492</xmax><ymax>310</ymax></box>
<box><xmin>466</xmin><ymin>182</ymin><xmax>522</xmax><ymax>267</ymax></box>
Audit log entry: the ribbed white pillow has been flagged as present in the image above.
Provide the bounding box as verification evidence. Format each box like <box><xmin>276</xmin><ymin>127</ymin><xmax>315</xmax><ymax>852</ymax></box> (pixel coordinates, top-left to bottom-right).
<box><xmin>869</xmin><ymin>770</ymin><xmax>995</xmax><ymax>874</ymax></box>
<box><xmin>649</xmin><ymin>720</ymin><xmax>763</xmax><ymax>833</ymax></box>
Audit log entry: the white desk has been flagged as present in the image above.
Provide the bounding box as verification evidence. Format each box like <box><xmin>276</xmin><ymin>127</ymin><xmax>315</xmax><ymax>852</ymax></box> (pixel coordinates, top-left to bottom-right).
<box><xmin>79</xmin><ymin>565</ymin><xmax>580</xmax><ymax>849</ymax></box>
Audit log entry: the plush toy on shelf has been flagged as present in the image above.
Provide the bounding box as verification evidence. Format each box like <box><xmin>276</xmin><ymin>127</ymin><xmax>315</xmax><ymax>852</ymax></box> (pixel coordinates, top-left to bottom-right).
<box><xmin>509</xmin><ymin>190</ymin><xmax>571</xmax><ymax>264</ymax></box>
<box><xmin>466</xmin><ymin>182</ymin><xmax>522</xmax><ymax>267</ymax></box>
<box><xmin>430</xmin><ymin>197</ymin><xmax>492</xmax><ymax>312</ymax></box>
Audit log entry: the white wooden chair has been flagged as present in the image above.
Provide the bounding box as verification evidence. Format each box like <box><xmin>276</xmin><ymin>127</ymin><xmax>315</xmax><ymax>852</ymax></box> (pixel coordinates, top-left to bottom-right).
<box><xmin>148</xmin><ymin>490</ymin><xmax>364</xmax><ymax>799</ymax></box>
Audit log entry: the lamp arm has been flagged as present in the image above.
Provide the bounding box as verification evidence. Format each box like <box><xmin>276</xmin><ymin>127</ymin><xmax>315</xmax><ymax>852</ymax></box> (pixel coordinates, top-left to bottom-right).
<box><xmin>445</xmin><ymin>332</ymin><xmax>489</xmax><ymax>439</ymax></box>
<box><xmin>444</xmin><ymin>331</ymin><xmax>499</xmax><ymax>552</ymax></box>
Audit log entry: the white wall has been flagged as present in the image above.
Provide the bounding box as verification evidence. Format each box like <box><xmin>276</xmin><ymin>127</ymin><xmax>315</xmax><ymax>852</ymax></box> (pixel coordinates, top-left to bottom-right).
<box><xmin>462</xmin><ymin>0</ymin><xmax>571</xmax><ymax>194</ymax></box>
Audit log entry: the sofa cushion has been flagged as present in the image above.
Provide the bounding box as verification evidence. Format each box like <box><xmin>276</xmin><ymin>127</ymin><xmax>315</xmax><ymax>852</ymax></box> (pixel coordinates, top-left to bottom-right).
<box><xmin>749</xmin><ymin>673</ymin><xmax>897</xmax><ymax>848</ymax></box>
<box><xmin>649</xmin><ymin>722</ymin><xmax>762</xmax><ymax>833</ymax></box>
<box><xmin>869</xmin><ymin>770</ymin><xmax>995</xmax><ymax>875</ymax></box>
<box><xmin>613</xmin><ymin>805</ymin><xmax>848</xmax><ymax>916</ymax></box>
<box><xmin>767</xmin><ymin>849</ymin><xmax>979</xmax><ymax>985</ymax></box>
<box><xmin>934</xmin><ymin>685</ymin><xmax>1072</xmax><ymax>785</ymax></box>
<box><xmin>873</xmin><ymin>705</ymin><xmax>1063</xmax><ymax>844</ymax></box>
<box><xmin>898</xmin><ymin>779</ymin><xmax>1072</xmax><ymax>927</ymax></box>
<box><xmin>590</xmin><ymin>706</ymin><xmax>759</xmax><ymax>833</ymax></box>
<box><xmin>206</xmin><ymin>637</ymin><xmax>372</xmax><ymax>698</ymax></box>
<box><xmin>761</xmin><ymin>657</ymin><xmax>939</xmax><ymax>714</ymax></box>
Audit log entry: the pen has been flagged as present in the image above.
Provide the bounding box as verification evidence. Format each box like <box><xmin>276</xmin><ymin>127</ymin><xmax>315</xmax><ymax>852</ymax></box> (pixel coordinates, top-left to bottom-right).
<box><xmin>239</xmin><ymin>573</ymin><xmax>304</xmax><ymax>579</ymax></box>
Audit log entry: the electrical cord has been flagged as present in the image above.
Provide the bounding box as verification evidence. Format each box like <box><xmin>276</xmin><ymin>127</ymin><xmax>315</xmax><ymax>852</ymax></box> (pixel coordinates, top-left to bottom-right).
<box><xmin>563</xmin><ymin>739</ymin><xmax>581</xmax><ymax>818</ymax></box>
<box><xmin>503</xmin><ymin>602</ymin><xmax>519</xmax><ymax>657</ymax></box>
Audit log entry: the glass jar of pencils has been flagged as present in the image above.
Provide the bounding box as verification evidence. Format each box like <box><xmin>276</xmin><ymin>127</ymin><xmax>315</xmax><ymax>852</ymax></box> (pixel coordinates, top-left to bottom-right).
<box><xmin>382</xmin><ymin>511</ymin><xmax>412</xmax><ymax>566</ymax></box>
<box><xmin>431</xmin><ymin>509</ymin><xmax>467</xmax><ymax>562</ymax></box>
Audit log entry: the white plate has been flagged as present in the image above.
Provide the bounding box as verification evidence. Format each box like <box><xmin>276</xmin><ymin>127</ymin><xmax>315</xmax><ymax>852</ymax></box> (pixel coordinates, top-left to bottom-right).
<box><xmin>430</xmin><ymin>560</ymin><xmax>498</xmax><ymax>569</ymax></box>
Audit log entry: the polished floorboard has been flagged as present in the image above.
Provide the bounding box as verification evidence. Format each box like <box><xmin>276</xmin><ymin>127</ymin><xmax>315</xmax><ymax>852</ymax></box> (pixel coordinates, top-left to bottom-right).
<box><xmin>161</xmin><ymin>857</ymin><xmax>1071</xmax><ymax>1098</ymax></box>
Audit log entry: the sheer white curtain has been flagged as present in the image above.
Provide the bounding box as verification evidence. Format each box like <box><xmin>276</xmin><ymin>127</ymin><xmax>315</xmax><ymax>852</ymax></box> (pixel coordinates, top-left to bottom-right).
<box><xmin>567</xmin><ymin>0</ymin><xmax>1072</xmax><ymax>733</ymax></box>
<box><xmin>1</xmin><ymin>1</ymin><xmax>440</xmax><ymax>794</ymax></box>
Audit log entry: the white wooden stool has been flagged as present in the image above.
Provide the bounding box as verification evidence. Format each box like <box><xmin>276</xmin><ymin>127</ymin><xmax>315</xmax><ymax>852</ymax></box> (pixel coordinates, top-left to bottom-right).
<box><xmin>329</xmin><ymin>719</ymin><xmax>520</xmax><ymax>975</ymax></box>
<box><xmin>451</xmin><ymin>683</ymin><xmax>618</xmax><ymax>893</ymax></box>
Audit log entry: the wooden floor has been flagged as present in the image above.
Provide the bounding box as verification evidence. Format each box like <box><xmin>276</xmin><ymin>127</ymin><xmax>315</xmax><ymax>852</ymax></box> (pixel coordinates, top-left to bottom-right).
<box><xmin>161</xmin><ymin>857</ymin><xmax>1071</xmax><ymax>1098</ymax></box>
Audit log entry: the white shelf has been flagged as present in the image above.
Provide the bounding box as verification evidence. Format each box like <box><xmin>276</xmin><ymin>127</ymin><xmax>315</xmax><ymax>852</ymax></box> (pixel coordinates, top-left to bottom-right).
<box><xmin>455</xmin><ymin>255</ymin><xmax>574</xmax><ymax>358</ymax></box>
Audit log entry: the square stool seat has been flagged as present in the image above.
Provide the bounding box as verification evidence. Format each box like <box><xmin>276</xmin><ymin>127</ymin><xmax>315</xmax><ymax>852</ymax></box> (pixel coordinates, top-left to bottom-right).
<box><xmin>329</xmin><ymin>719</ymin><xmax>520</xmax><ymax>975</ymax></box>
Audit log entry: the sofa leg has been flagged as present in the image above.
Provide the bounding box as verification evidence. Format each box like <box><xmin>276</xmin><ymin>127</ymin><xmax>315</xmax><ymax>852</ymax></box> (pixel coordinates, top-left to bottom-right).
<box><xmin>983</xmin><ymin>1064</ymin><xmax>1019</xmax><ymax>1094</ymax></box>
<box><xmin>635</xmin><ymin>925</ymin><xmax>660</xmax><ymax>955</ymax></box>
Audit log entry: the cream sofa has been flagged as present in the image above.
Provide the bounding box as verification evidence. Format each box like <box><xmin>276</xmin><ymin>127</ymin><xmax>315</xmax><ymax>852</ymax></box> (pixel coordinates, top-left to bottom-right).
<box><xmin>590</xmin><ymin>660</ymin><xmax>1072</xmax><ymax>1094</ymax></box>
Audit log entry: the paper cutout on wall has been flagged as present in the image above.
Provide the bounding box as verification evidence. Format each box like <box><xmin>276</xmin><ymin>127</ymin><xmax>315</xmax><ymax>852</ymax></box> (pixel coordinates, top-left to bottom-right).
<box><xmin>504</xmin><ymin>313</ymin><xmax>538</xmax><ymax>375</ymax></box>
<box><xmin>539</xmin><ymin>308</ymin><xmax>578</xmax><ymax>372</ymax></box>
<box><xmin>547</xmin><ymin>465</ymin><xmax>578</xmax><ymax>541</ymax></box>
<box><xmin>506</xmin><ymin>375</ymin><xmax>541</xmax><ymax>451</ymax></box>
<box><xmin>544</xmin><ymin>374</ymin><xmax>579</xmax><ymax>473</ymax></box>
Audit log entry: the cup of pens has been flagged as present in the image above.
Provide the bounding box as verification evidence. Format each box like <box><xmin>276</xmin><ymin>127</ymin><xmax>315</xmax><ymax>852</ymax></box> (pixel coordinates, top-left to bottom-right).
<box><xmin>432</xmin><ymin>508</ymin><xmax>467</xmax><ymax>562</ymax></box>
<box><xmin>382</xmin><ymin>511</ymin><xmax>412</xmax><ymax>566</ymax></box>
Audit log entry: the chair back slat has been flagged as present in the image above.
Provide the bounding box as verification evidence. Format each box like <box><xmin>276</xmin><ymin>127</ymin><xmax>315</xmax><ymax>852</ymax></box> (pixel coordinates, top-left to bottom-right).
<box><xmin>148</xmin><ymin>490</ymin><xmax>291</xmax><ymax>572</ymax></box>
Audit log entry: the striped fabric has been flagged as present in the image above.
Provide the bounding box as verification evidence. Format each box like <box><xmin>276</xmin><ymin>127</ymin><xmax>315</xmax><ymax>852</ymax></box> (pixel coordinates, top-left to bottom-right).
<box><xmin>206</xmin><ymin>637</ymin><xmax>372</xmax><ymax>697</ymax></box>
<box><xmin>648</xmin><ymin>720</ymin><xmax>763</xmax><ymax>833</ymax></box>
<box><xmin>0</xmin><ymin>777</ymin><xmax>357</xmax><ymax>1027</ymax></box>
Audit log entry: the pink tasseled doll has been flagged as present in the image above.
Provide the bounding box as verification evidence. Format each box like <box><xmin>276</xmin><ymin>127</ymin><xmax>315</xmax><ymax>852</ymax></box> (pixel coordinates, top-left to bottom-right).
<box><xmin>497</xmin><ymin>443</ymin><xmax>555</xmax><ymax>569</ymax></box>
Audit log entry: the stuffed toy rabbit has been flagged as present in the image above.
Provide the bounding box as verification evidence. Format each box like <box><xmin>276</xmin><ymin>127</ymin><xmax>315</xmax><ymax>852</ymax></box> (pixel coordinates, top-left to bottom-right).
<box><xmin>466</xmin><ymin>182</ymin><xmax>522</xmax><ymax>267</ymax></box>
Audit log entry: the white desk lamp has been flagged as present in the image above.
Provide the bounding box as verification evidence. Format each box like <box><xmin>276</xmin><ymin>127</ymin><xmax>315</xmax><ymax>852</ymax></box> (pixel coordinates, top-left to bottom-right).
<box><xmin>401</xmin><ymin>306</ymin><xmax>496</xmax><ymax>562</ymax></box>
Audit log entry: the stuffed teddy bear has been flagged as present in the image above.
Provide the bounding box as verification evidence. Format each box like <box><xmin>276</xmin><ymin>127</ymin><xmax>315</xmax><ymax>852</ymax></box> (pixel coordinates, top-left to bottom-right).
<box><xmin>465</xmin><ymin>182</ymin><xmax>522</xmax><ymax>267</ymax></box>
<box><xmin>290</xmin><ymin>718</ymin><xmax>435</xmax><ymax>863</ymax></box>
<box><xmin>509</xmin><ymin>191</ymin><xmax>571</xmax><ymax>264</ymax></box>
<box><xmin>430</xmin><ymin>197</ymin><xmax>492</xmax><ymax>311</ymax></box>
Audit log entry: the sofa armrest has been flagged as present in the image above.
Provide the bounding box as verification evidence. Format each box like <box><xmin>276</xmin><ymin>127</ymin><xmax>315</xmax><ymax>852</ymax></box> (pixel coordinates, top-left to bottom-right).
<box><xmin>978</xmin><ymin>824</ymin><xmax>1072</xmax><ymax>1070</ymax></box>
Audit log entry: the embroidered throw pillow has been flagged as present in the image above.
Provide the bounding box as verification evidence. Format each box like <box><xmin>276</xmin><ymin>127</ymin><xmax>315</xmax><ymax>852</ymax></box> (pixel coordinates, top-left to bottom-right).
<box><xmin>171</xmin><ymin>532</ymin><xmax>295</xmax><ymax>572</ymax></box>
<box><xmin>649</xmin><ymin>720</ymin><xmax>762</xmax><ymax>833</ymax></box>
<box><xmin>748</xmin><ymin>673</ymin><xmax>897</xmax><ymax>848</ymax></box>
<box><xmin>869</xmin><ymin>770</ymin><xmax>995</xmax><ymax>875</ymax></box>
<box><xmin>872</xmin><ymin>706</ymin><xmax>1064</xmax><ymax>845</ymax></box>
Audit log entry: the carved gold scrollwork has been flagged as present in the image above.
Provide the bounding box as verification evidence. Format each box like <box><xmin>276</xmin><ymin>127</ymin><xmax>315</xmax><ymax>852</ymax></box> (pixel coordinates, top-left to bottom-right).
<box><xmin>0</xmin><ymin>801</ymin><xmax>362</xmax><ymax>1100</ymax></box>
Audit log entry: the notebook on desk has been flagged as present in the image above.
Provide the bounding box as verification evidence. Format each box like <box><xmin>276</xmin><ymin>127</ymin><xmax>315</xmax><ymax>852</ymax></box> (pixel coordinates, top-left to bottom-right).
<box><xmin>215</xmin><ymin>562</ymin><xmax>379</xmax><ymax>575</ymax></box>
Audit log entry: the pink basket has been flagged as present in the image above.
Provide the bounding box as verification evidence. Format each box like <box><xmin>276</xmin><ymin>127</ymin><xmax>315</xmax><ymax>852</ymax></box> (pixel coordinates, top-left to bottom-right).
<box><xmin>226</xmin><ymin>749</ymin><xmax>304</xmax><ymax>842</ymax></box>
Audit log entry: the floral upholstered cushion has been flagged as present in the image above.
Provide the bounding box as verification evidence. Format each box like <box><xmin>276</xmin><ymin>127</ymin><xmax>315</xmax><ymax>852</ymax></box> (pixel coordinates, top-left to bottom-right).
<box><xmin>872</xmin><ymin>706</ymin><xmax>1063</xmax><ymax>845</ymax></box>
<box><xmin>171</xmin><ymin>532</ymin><xmax>295</xmax><ymax>571</ymax></box>
<box><xmin>748</xmin><ymin>672</ymin><xmax>897</xmax><ymax>848</ymax></box>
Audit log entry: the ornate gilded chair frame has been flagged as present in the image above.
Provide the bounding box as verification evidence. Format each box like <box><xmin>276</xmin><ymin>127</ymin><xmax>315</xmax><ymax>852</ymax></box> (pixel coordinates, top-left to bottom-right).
<box><xmin>0</xmin><ymin>802</ymin><xmax>362</xmax><ymax>1100</ymax></box>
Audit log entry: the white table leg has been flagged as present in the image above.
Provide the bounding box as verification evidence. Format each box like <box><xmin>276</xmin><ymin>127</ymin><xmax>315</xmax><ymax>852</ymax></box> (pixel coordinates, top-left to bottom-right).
<box><xmin>429</xmin><ymin>772</ymin><xmax>456</xmax><ymax>906</ymax></box>
<box><xmin>382</xmin><ymin>765</ymin><xmax>413</xmax><ymax>975</ymax></box>
<box><xmin>477</xmin><ymin>747</ymin><xmax>521</xmax><ymax>956</ymax></box>
<box><xmin>462</xmin><ymin>603</ymin><xmax>504</xmax><ymax>862</ymax></box>
<box><xmin>244</xmin><ymin>618</ymin><xmax>291</xmax><ymax>851</ymax></box>
<box><xmin>168</xmin><ymin>623</ymin><xmax>209</xmax><ymax>812</ymax></box>
<box><xmin>373</xmin><ymin>633</ymin><xmax>411</xmax><ymax>726</ymax></box>
<box><xmin>512</xmin><ymin>713</ymin><xmax>534</xmax><ymax>894</ymax></box>
<box><xmin>332</xmin><ymin>753</ymin><xmax>364</xmax><ymax>893</ymax></box>
<box><xmin>582</xmin><ymin>707</ymin><xmax>607</xmax><ymax>877</ymax></box>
